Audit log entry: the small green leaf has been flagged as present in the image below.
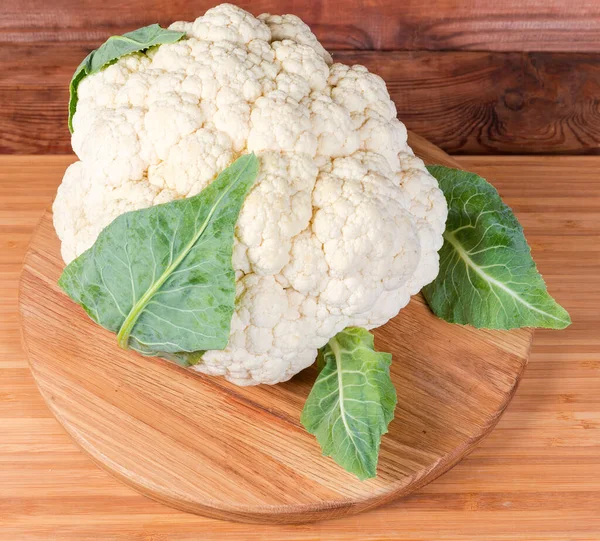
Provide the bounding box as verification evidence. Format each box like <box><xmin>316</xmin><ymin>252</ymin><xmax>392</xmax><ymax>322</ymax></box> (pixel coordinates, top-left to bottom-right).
<box><xmin>59</xmin><ymin>154</ymin><xmax>259</xmax><ymax>357</ymax></box>
<box><xmin>68</xmin><ymin>24</ymin><xmax>185</xmax><ymax>132</ymax></box>
<box><xmin>301</xmin><ymin>327</ymin><xmax>397</xmax><ymax>480</ymax></box>
<box><xmin>424</xmin><ymin>165</ymin><xmax>571</xmax><ymax>330</ymax></box>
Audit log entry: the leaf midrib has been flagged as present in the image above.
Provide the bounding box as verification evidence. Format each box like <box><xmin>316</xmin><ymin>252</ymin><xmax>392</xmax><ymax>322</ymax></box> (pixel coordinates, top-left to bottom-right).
<box><xmin>330</xmin><ymin>337</ymin><xmax>368</xmax><ymax>471</ymax></box>
<box><xmin>444</xmin><ymin>229</ymin><xmax>569</xmax><ymax>324</ymax></box>
<box><xmin>116</xmin><ymin>158</ymin><xmax>253</xmax><ymax>349</ymax></box>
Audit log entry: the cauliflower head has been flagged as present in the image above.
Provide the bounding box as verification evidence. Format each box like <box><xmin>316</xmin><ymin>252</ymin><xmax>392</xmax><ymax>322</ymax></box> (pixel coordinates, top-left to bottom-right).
<box><xmin>54</xmin><ymin>3</ymin><xmax>447</xmax><ymax>386</ymax></box>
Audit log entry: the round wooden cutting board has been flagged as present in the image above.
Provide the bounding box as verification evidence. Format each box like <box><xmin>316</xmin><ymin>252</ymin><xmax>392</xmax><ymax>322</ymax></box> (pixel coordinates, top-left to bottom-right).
<box><xmin>19</xmin><ymin>133</ymin><xmax>533</xmax><ymax>524</ymax></box>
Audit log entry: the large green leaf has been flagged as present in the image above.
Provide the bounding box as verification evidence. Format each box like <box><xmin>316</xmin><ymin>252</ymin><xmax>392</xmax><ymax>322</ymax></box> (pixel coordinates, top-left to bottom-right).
<box><xmin>423</xmin><ymin>165</ymin><xmax>571</xmax><ymax>330</ymax></box>
<box><xmin>301</xmin><ymin>327</ymin><xmax>397</xmax><ymax>480</ymax></box>
<box><xmin>59</xmin><ymin>154</ymin><xmax>259</xmax><ymax>357</ymax></box>
<box><xmin>68</xmin><ymin>24</ymin><xmax>185</xmax><ymax>132</ymax></box>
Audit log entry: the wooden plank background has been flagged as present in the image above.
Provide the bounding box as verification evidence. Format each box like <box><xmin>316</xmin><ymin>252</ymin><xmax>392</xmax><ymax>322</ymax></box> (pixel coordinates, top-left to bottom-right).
<box><xmin>3</xmin><ymin>0</ymin><xmax>600</xmax><ymax>51</ymax></box>
<box><xmin>1</xmin><ymin>0</ymin><xmax>600</xmax><ymax>154</ymax></box>
<box><xmin>1</xmin><ymin>155</ymin><xmax>598</xmax><ymax>539</ymax></box>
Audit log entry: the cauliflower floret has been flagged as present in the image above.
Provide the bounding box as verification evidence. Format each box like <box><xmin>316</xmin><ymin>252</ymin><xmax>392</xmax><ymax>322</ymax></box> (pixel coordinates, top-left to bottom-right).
<box><xmin>247</xmin><ymin>90</ymin><xmax>317</xmax><ymax>155</ymax></box>
<box><xmin>309</xmin><ymin>94</ymin><xmax>360</xmax><ymax>157</ymax></box>
<box><xmin>236</xmin><ymin>151</ymin><xmax>318</xmax><ymax>275</ymax></box>
<box><xmin>54</xmin><ymin>3</ymin><xmax>448</xmax><ymax>386</ymax></box>
<box><xmin>310</xmin><ymin>157</ymin><xmax>421</xmax><ymax>317</ymax></box>
<box><xmin>148</xmin><ymin>129</ymin><xmax>235</xmax><ymax>196</ymax></box>
<box><xmin>258</xmin><ymin>13</ymin><xmax>333</xmax><ymax>65</ymax></box>
<box><xmin>187</xmin><ymin>3</ymin><xmax>271</xmax><ymax>44</ymax></box>
<box><xmin>272</xmin><ymin>40</ymin><xmax>330</xmax><ymax>92</ymax></box>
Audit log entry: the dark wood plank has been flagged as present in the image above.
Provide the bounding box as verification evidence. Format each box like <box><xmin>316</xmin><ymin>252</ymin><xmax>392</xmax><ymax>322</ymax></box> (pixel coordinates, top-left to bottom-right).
<box><xmin>0</xmin><ymin>44</ymin><xmax>86</xmax><ymax>155</ymax></box>
<box><xmin>336</xmin><ymin>50</ymin><xmax>600</xmax><ymax>155</ymax></box>
<box><xmin>2</xmin><ymin>0</ymin><xmax>600</xmax><ymax>52</ymax></box>
<box><xmin>3</xmin><ymin>44</ymin><xmax>600</xmax><ymax>155</ymax></box>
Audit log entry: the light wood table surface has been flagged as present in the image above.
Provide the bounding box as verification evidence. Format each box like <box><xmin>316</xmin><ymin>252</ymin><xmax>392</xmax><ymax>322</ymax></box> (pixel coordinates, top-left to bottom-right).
<box><xmin>1</xmin><ymin>155</ymin><xmax>598</xmax><ymax>540</ymax></box>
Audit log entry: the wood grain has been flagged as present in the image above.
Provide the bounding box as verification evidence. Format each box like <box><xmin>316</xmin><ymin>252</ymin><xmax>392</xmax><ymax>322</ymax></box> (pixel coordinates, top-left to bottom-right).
<box><xmin>336</xmin><ymin>51</ymin><xmax>600</xmax><ymax>156</ymax></box>
<box><xmin>17</xmin><ymin>136</ymin><xmax>532</xmax><ymax>523</ymax></box>
<box><xmin>2</xmin><ymin>0</ymin><xmax>600</xmax><ymax>52</ymax></box>
<box><xmin>2</xmin><ymin>154</ymin><xmax>598</xmax><ymax>538</ymax></box>
<box><xmin>3</xmin><ymin>44</ymin><xmax>600</xmax><ymax>155</ymax></box>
